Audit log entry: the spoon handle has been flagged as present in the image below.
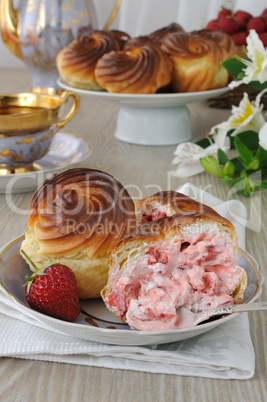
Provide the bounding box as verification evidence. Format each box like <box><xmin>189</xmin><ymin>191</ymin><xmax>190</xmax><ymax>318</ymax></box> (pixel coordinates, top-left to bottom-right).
<box><xmin>233</xmin><ymin>301</ymin><xmax>267</xmax><ymax>312</ymax></box>
<box><xmin>199</xmin><ymin>301</ymin><xmax>267</xmax><ymax>323</ymax></box>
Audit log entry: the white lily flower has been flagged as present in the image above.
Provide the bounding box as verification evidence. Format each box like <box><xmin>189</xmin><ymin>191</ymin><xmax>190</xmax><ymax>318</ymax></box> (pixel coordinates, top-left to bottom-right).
<box><xmin>172</xmin><ymin>130</ymin><xmax>230</xmax><ymax>178</ymax></box>
<box><xmin>210</xmin><ymin>91</ymin><xmax>266</xmax><ymax>137</ymax></box>
<box><xmin>259</xmin><ymin>123</ymin><xmax>267</xmax><ymax>150</ymax></box>
<box><xmin>229</xmin><ymin>30</ymin><xmax>267</xmax><ymax>89</ymax></box>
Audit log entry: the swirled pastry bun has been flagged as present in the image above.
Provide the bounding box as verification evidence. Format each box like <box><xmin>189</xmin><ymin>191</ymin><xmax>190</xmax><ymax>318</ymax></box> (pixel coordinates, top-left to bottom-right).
<box><xmin>94</xmin><ymin>39</ymin><xmax>172</xmax><ymax>94</ymax></box>
<box><xmin>149</xmin><ymin>23</ymin><xmax>185</xmax><ymax>43</ymax></box>
<box><xmin>109</xmin><ymin>29</ymin><xmax>131</xmax><ymax>48</ymax></box>
<box><xmin>20</xmin><ymin>168</ymin><xmax>136</xmax><ymax>299</ymax></box>
<box><xmin>161</xmin><ymin>31</ymin><xmax>229</xmax><ymax>92</ymax></box>
<box><xmin>102</xmin><ymin>191</ymin><xmax>247</xmax><ymax>331</ymax></box>
<box><xmin>192</xmin><ymin>29</ymin><xmax>237</xmax><ymax>58</ymax></box>
<box><xmin>56</xmin><ymin>30</ymin><xmax>120</xmax><ymax>90</ymax></box>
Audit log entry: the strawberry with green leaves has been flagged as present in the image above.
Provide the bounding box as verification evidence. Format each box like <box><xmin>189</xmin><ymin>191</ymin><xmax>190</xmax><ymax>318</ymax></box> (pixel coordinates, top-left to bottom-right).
<box><xmin>22</xmin><ymin>250</ymin><xmax>81</xmax><ymax>322</ymax></box>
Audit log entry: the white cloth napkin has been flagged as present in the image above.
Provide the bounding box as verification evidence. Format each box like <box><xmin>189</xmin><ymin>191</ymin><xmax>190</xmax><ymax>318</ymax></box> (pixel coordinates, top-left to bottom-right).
<box><xmin>0</xmin><ymin>183</ymin><xmax>255</xmax><ymax>379</ymax></box>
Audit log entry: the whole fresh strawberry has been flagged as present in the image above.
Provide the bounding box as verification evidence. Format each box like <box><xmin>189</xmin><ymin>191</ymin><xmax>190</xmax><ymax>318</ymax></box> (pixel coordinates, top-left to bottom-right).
<box><xmin>231</xmin><ymin>31</ymin><xmax>247</xmax><ymax>46</ymax></box>
<box><xmin>261</xmin><ymin>8</ymin><xmax>267</xmax><ymax>27</ymax></box>
<box><xmin>206</xmin><ymin>19</ymin><xmax>221</xmax><ymax>30</ymax></box>
<box><xmin>22</xmin><ymin>250</ymin><xmax>81</xmax><ymax>321</ymax></box>
<box><xmin>234</xmin><ymin>10</ymin><xmax>252</xmax><ymax>27</ymax></box>
<box><xmin>218</xmin><ymin>14</ymin><xmax>241</xmax><ymax>34</ymax></box>
<box><xmin>259</xmin><ymin>32</ymin><xmax>267</xmax><ymax>46</ymax></box>
<box><xmin>247</xmin><ymin>17</ymin><xmax>265</xmax><ymax>34</ymax></box>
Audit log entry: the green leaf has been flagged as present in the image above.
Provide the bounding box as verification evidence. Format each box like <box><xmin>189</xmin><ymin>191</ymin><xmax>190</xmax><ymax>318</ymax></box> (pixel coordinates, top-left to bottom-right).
<box><xmin>222</xmin><ymin>176</ymin><xmax>233</xmax><ymax>184</ymax></box>
<box><xmin>195</xmin><ymin>137</ymin><xmax>214</xmax><ymax>149</ymax></box>
<box><xmin>230</xmin><ymin>157</ymin><xmax>245</xmax><ymax>173</ymax></box>
<box><xmin>251</xmin><ymin>179</ymin><xmax>267</xmax><ymax>188</ymax></box>
<box><xmin>217</xmin><ymin>149</ymin><xmax>229</xmax><ymax>164</ymax></box>
<box><xmin>222</xmin><ymin>58</ymin><xmax>247</xmax><ymax>79</ymax></box>
<box><xmin>256</xmin><ymin>146</ymin><xmax>267</xmax><ymax>167</ymax></box>
<box><xmin>222</xmin><ymin>57</ymin><xmax>267</xmax><ymax>90</ymax></box>
<box><xmin>246</xmin><ymin>81</ymin><xmax>267</xmax><ymax>91</ymax></box>
<box><xmin>234</xmin><ymin>136</ymin><xmax>253</xmax><ymax>165</ymax></box>
<box><xmin>230</xmin><ymin>131</ymin><xmax>259</xmax><ymax>150</ymax></box>
<box><xmin>230</xmin><ymin>177</ymin><xmax>253</xmax><ymax>197</ymax></box>
<box><xmin>230</xmin><ymin>177</ymin><xmax>245</xmax><ymax>189</ymax></box>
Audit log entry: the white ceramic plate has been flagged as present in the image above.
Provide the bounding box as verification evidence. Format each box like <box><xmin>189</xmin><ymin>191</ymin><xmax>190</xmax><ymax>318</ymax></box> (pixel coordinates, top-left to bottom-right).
<box><xmin>58</xmin><ymin>78</ymin><xmax>229</xmax><ymax>108</ymax></box>
<box><xmin>58</xmin><ymin>79</ymin><xmax>230</xmax><ymax>146</ymax></box>
<box><xmin>0</xmin><ymin>235</ymin><xmax>263</xmax><ymax>346</ymax></box>
<box><xmin>0</xmin><ymin>133</ymin><xmax>91</xmax><ymax>194</ymax></box>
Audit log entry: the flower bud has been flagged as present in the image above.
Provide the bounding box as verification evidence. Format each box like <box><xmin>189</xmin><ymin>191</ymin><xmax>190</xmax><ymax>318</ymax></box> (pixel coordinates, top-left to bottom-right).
<box><xmin>223</xmin><ymin>161</ymin><xmax>235</xmax><ymax>176</ymax></box>
<box><xmin>200</xmin><ymin>156</ymin><xmax>224</xmax><ymax>178</ymax></box>
<box><xmin>248</xmin><ymin>159</ymin><xmax>260</xmax><ymax>170</ymax></box>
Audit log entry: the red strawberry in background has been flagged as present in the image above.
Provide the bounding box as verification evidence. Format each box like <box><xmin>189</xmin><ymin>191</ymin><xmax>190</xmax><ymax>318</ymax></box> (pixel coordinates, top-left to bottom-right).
<box><xmin>218</xmin><ymin>8</ymin><xmax>232</xmax><ymax>19</ymax></box>
<box><xmin>259</xmin><ymin>32</ymin><xmax>267</xmax><ymax>46</ymax></box>
<box><xmin>231</xmin><ymin>31</ymin><xmax>247</xmax><ymax>46</ymax></box>
<box><xmin>206</xmin><ymin>19</ymin><xmax>221</xmax><ymax>30</ymax></box>
<box><xmin>260</xmin><ymin>8</ymin><xmax>267</xmax><ymax>19</ymax></box>
<box><xmin>234</xmin><ymin>10</ymin><xmax>252</xmax><ymax>27</ymax></box>
<box><xmin>218</xmin><ymin>12</ymin><xmax>242</xmax><ymax>35</ymax></box>
<box><xmin>260</xmin><ymin>9</ymin><xmax>267</xmax><ymax>28</ymax></box>
<box><xmin>22</xmin><ymin>250</ymin><xmax>81</xmax><ymax>322</ymax></box>
<box><xmin>246</xmin><ymin>17</ymin><xmax>265</xmax><ymax>34</ymax></box>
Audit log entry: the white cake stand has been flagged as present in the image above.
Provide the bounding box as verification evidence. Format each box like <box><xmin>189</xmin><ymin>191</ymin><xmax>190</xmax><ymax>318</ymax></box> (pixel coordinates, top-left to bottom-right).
<box><xmin>58</xmin><ymin>78</ymin><xmax>229</xmax><ymax>146</ymax></box>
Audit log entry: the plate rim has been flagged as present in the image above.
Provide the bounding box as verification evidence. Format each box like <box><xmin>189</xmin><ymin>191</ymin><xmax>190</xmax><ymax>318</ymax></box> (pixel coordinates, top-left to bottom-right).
<box><xmin>57</xmin><ymin>78</ymin><xmax>229</xmax><ymax>101</ymax></box>
<box><xmin>0</xmin><ymin>132</ymin><xmax>91</xmax><ymax>179</ymax></box>
<box><xmin>0</xmin><ymin>234</ymin><xmax>263</xmax><ymax>339</ymax></box>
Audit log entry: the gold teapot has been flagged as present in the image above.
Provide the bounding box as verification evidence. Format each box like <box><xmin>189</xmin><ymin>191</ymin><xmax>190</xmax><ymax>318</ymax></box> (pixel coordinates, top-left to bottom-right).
<box><xmin>0</xmin><ymin>0</ymin><xmax>121</xmax><ymax>94</ymax></box>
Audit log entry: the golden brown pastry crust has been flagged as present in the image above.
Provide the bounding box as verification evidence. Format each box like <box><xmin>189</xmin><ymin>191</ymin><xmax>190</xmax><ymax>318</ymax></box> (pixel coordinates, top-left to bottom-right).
<box><xmin>135</xmin><ymin>190</ymin><xmax>225</xmax><ymax>225</ymax></box>
<box><xmin>56</xmin><ymin>30</ymin><xmax>120</xmax><ymax>90</ymax></box>
<box><xmin>28</xmin><ymin>168</ymin><xmax>136</xmax><ymax>256</ymax></box>
<box><xmin>161</xmin><ymin>31</ymin><xmax>229</xmax><ymax>92</ymax></box>
<box><xmin>108</xmin><ymin>29</ymin><xmax>131</xmax><ymax>49</ymax></box>
<box><xmin>22</xmin><ymin>168</ymin><xmax>136</xmax><ymax>299</ymax></box>
<box><xmin>95</xmin><ymin>39</ymin><xmax>172</xmax><ymax>94</ymax></box>
<box><xmin>122</xmin><ymin>36</ymin><xmax>158</xmax><ymax>51</ymax></box>
<box><xmin>149</xmin><ymin>22</ymin><xmax>185</xmax><ymax>43</ymax></box>
<box><xmin>112</xmin><ymin>203</ymin><xmax>238</xmax><ymax>257</ymax></box>
<box><xmin>192</xmin><ymin>29</ymin><xmax>237</xmax><ymax>58</ymax></box>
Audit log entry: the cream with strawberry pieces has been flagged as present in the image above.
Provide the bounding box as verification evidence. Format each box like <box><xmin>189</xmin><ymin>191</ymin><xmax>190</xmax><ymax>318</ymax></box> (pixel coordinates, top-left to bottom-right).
<box><xmin>102</xmin><ymin>192</ymin><xmax>247</xmax><ymax>331</ymax></box>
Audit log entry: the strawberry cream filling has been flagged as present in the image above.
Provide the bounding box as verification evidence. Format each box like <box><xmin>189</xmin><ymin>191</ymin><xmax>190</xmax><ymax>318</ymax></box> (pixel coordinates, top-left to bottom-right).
<box><xmin>105</xmin><ymin>233</ymin><xmax>244</xmax><ymax>331</ymax></box>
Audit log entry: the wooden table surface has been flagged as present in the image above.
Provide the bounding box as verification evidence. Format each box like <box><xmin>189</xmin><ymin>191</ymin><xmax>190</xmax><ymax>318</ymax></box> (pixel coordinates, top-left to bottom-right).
<box><xmin>0</xmin><ymin>69</ymin><xmax>266</xmax><ymax>402</ymax></box>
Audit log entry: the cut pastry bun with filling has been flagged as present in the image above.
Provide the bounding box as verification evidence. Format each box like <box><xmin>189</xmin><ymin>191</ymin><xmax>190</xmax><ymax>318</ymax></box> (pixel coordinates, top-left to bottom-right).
<box><xmin>101</xmin><ymin>191</ymin><xmax>247</xmax><ymax>331</ymax></box>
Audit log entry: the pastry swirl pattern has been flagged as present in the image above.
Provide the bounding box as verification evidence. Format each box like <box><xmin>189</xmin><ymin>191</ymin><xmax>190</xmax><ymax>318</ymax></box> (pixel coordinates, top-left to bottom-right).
<box><xmin>191</xmin><ymin>29</ymin><xmax>237</xmax><ymax>57</ymax></box>
<box><xmin>162</xmin><ymin>31</ymin><xmax>228</xmax><ymax>59</ymax></box>
<box><xmin>95</xmin><ymin>40</ymin><xmax>172</xmax><ymax>94</ymax></box>
<box><xmin>60</xmin><ymin>31</ymin><xmax>119</xmax><ymax>68</ymax></box>
<box><xmin>149</xmin><ymin>22</ymin><xmax>184</xmax><ymax>42</ymax></box>
<box><xmin>161</xmin><ymin>31</ymin><xmax>229</xmax><ymax>92</ymax></box>
<box><xmin>56</xmin><ymin>30</ymin><xmax>120</xmax><ymax>89</ymax></box>
<box><xmin>28</xmin><ymin>168</ymin><xmax>136</xmax><ymax>256</ymax></box>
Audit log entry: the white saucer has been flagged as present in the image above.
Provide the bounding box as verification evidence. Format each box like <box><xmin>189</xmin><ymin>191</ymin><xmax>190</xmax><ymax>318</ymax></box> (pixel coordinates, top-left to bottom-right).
<box><xmin>0</xmin><ymin>132</ymin><xmax>91</xmax><ymax>194</ymax></box>
<box><xmin>58</xmin><ymin>78</ymin><xmax>229</xmax><ymax>146</ymax></box>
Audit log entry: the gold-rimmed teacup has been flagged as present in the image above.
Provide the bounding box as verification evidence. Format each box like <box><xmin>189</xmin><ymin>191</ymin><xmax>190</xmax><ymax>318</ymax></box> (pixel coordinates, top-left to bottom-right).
<box><xmin>0</xmin><ymin>90</ymin><xmax>79</xmax><ymax>170</ymax></box>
